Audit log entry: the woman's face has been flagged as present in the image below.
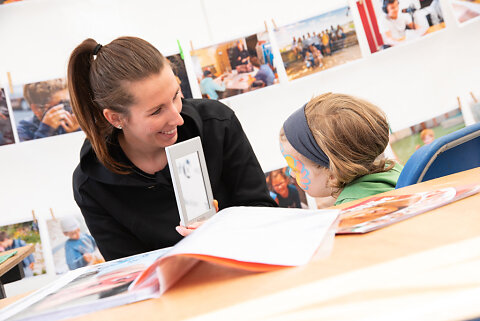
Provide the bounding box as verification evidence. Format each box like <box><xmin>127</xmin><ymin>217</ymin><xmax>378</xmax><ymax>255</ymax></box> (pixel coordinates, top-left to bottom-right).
<box><xmin>121</xmin><ymin>67</ymin><xmax>184</xmax><ymax>150</ymax></box>
<box><xmin>280</xmin><ymin>138</ymin><xmax>333</xmax><ymax>198</ymax></box>
<box><xmin>272</xmin><ymin>174</ymin><xmax>289</xmax><ymax>197</ymax></box>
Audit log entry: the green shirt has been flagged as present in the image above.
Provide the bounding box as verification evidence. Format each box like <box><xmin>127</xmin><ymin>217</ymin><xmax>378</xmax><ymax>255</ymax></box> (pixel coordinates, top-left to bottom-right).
<box><xmin>334</xmin><ymin>163</ymin><xmax>403</xmax><ymax>206</ymax></box>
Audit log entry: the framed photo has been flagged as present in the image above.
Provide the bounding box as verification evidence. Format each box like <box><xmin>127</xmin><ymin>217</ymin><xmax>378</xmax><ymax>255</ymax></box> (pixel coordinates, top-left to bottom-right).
<box><xmin>165</xmin><ymin>137</ymin><xmax>215</xmax><ymax>227</ymax></box>
<box><xmin>273</xmin><ymin>5</ymin><xmax>362</xmax><ymax>81</ymax></box>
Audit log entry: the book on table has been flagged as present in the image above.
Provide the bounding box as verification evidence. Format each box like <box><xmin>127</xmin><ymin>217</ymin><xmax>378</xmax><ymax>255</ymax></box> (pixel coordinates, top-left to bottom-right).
<box><xmin>0</xmin><ymin>206</ymin><xmax>340</xmax><ymax>321</ymax></box>
<box><xmin>337</xmin><ymin>184</ymin><xmax>480</xmax><ymax>234</ymax></box>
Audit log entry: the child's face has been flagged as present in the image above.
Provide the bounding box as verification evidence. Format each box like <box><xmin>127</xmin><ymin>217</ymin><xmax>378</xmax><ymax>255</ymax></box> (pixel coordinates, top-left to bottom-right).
<box><xmin>387</xmin><ymin>0</ymin><xmax>399</xmax><ymax>19</ymax></box>
<box><xmin>280</xmin><ymin>139</ymin><xmax>334</xmax><ymax>198</ymax></box>
<box><xmin>64</xmin><ymin>228</ymin><xmax>81</xmax><ymax>240</ymax></box>
<box><xmin>422</xmin><ymin>133</ymin><xmax>434</xmax><ymax>145</ymax></box>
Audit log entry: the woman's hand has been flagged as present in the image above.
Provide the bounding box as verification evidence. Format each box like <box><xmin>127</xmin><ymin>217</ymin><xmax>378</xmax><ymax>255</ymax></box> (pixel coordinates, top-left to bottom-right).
<box><xmin>175</xmin><ymin>200</ymin><xmax>219</xmax><ymax>237</ymax></box>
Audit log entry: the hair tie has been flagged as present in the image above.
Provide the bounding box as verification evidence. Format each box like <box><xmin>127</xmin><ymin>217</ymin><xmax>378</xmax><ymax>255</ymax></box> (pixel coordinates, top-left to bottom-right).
<box><xmin>93</xmin><ymin>44</ymin><xmax>102</xmax><ymax>55</ymax></box>
<box><xmin>283</xmin><ymin>104</ymin><xmax>330</xmax><ymax>168</ymax></box>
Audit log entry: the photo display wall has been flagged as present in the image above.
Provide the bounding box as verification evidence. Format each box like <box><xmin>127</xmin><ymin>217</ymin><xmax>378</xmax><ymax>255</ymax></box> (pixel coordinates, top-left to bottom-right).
<box><xmin>1</xmin><ymin>0</ymin><xmax>476</xmax><ymax>175</ymax></box>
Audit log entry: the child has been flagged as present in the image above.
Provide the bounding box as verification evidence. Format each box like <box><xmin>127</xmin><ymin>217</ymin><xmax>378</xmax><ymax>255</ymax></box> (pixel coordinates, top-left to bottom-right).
<box><xmin>280</xmin><ymin>92</ymin><xmax>403</xmax><ymax>205</ymax></box>
<box><xmin>415</xmin><ymin>128</ymin><xmax>435</xmax><ymax>150</ymax></box>
<box><xmin>61</xmin><ymin>217</ymin><xmax>104</xmax><ymax>270</ymax></box>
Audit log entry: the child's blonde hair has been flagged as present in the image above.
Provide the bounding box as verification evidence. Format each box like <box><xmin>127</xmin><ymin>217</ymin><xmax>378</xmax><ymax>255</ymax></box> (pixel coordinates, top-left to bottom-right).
<box><xmin>420</xmin><ymin>128</ymin><xmax>434</xmax><ymax>141</ymax></box>
<box><xmin>304</xmin><ymin>92</ymin><xmax>394</xmax><ymax>189</ymax></box>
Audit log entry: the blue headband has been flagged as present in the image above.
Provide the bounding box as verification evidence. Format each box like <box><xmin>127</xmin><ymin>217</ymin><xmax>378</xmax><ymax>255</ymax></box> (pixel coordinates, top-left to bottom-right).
<box><xmin>283</xmin><ymin>104</ymin><xmax>330</xmax><ymax>168</ymax></box>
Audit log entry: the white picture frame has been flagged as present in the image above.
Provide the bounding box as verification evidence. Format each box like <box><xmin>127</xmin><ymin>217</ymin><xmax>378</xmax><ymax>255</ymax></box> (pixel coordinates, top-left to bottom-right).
<box><xmin>165</xmin><ymin>136</ymin><xmax>216</xmax><ymax>227</ymax></box>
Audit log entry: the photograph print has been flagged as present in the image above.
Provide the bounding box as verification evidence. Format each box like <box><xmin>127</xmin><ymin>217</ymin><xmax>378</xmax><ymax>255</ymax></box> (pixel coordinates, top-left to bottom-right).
<box><xmin>46</xmin><ymin>214</ymin><xmax>105</xmax><ymax>275</ymax></box>
<box><xmin>0</xmin><ymin>88</ymin><xmax>15</xmax><ymax>146</ymax></box>
<box><xmin>450</xmin><ymin>0</ymin><xmax>480</xmax><ymax>24</ymax></box>
<box><xmin>357</xmin><ymin>0</ymin><xmax>445</xmax><ymax>53</ymax></box>
<box><xmin>389</xmin><ymin>107</ymin><xmax>465</xmax><ymax>164</ymax></box>
<box><xmin>10</xmin><ymin>77</ymin><xmax>81</xmax><ymax>142</ymax></box>
<box><xmin>0</xmin><ymin>220</ymin><xmax>46</xmax><ymax>277</ymax></box>
<box><xmin>167</xmin><ymin>53</ymin><xmax>193</xmax><ymax>99</ymax></box>
<box><xmin>190</xmin><ymin>31</ymin><xmax>278</xmax><ymax>100</ymax></box>
<box><xmin>274</xmin><ymin>5</ymin><xmax>362</xmax><ymax>81</ymax></box>
<box><xmin>265</xmin><ymin>166</ymin><xmax>309</xmax><ymax>209</ymax></box>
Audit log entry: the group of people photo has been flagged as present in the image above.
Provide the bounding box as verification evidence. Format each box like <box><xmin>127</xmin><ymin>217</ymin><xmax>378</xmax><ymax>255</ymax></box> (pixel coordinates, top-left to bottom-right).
<box><xmin>192</xmin><ymin>33</ymin><xmax>278</xmax><ymax>100</ymax></box>
<box><xmin>274</xmin><ymin>6</ymin><xmax>362</xmax><ymax>80</ymax></box>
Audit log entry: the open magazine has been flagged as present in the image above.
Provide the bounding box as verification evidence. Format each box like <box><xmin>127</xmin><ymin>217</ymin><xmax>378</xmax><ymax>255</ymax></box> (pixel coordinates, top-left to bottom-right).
<box><xmin>337</xmin><ymin>184</ymin><xmax>480</xmax><ymax>234</ymax></box>
<box><xmin>1</xmin><ymin>206</ymin><xmax>339</xmax><ymax>321</ymax></box>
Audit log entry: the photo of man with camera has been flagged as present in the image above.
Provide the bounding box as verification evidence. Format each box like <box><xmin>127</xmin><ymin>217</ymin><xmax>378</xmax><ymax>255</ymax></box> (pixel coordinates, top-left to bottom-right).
<box><xmin>16</xmin><ymin>78</ymin><xmax>80</xmax><ymax>142</ymax></box>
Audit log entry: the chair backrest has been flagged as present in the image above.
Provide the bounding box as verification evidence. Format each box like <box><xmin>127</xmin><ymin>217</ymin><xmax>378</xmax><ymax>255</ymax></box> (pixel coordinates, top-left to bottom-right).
<box><xmin>396</xmin><ymin>122</ymin><xmax>480</xmax><ymax>189</ymax></box>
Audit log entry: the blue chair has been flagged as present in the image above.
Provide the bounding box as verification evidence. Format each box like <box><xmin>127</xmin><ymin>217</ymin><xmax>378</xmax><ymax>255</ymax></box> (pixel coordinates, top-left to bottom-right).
<box><xmin>396</xmin><ymin>122</ymin><xmax>480</xmax><ymax>188</ymax></box>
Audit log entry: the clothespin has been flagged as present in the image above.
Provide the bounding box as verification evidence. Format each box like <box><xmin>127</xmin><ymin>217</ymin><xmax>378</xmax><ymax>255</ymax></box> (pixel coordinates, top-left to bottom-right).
<box><xmin>457</xmin><ymin>96</ymin><xmax>462</xmax><ymax>109</ymax></box>
<box><xmin>31</xmin><ymin>210</ymin><xmax>37</xmax><ymax>224</ymax></box>
<box><xmin>176</xmin><ymin>39</ymin><xmax>184</xmax><ymax>60</ymax></box>
<box><xmin>190</xmin><ymin>40</ymin><xmax>194</xmax><ymax>53</ymax></box>
<box><xmin>264</xmin><ymin>20</ymin><xmax>269</xmax><ymax>33</ymax></box>
<box><xmin>50</xmin><ymin>208</ymin><xmax>56</xmax><ymax>221</ymax></box>
<box><xmin>470</xmin><ymin>92</ymin><xmax>478</xmax><ymax>103</ymax></box>
<box><xmin>6</xmin><ymin>72</ymin><xmax>13</xmax><ymax>94</ymax></box>
<box><xmin>271</xmin><ymin>19</ymin><xmax>278</xmax><ymax>29</ymax></box>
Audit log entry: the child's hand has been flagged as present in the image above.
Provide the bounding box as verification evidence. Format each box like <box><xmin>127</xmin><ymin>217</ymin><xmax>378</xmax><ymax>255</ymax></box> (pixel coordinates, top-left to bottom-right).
<box><xmin>83</xmin><ymin>253</ymin><xmax>93</xmax><ymax>263</ymax></box>
<box><xmin>175</xmin><ymin>200</ymin><xmax>219</xmax><ymax>237</ymax></box>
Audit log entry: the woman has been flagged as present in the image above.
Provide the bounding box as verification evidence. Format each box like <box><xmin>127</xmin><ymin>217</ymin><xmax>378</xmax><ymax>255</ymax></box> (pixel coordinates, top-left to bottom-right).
<box><xmin>68</xmin><ymin>37</ymin><xmax>276</xmax><ymax>261</ymax></box>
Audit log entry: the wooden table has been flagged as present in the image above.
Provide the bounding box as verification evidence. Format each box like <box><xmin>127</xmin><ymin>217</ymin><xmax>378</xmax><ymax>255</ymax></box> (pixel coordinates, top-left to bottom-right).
<box><xmin>0</xmin><ymin>244</ymin><xmax>34</xmax><ymax>299</ymax></box>
<box><xmin>1</xmin><ymin>168</ymin><xmax>480</xmax><ymax>320</ymax></box>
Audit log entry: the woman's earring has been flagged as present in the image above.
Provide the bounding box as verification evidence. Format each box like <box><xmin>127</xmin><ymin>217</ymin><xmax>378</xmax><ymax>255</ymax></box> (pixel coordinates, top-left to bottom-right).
<box><xmin>117</xmin><ymin>125</ymin><xmax>122</xmax><ymax>130</ymax></box>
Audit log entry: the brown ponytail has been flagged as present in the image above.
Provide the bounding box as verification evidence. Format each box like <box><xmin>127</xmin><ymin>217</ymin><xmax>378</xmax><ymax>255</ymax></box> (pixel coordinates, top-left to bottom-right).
<box><xmin>67</xmin><ymin>37</ymin><xmax>167</xmax><ymax>174</ymax></box>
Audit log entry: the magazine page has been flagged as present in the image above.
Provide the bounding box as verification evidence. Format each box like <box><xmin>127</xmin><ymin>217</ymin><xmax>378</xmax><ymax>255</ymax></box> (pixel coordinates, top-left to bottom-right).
<box><xmin>337</xmin><ymin>185</ymin><xmax>480</xmax><ymax>234</ymax></box>
<box><xmin>132</xmin><ymin>207</ymin><xmax>340</xmax><ymax>293</ymax></box>
<box><xmin>1</xmin><ymin>247</ymin><xmax>170</xmax><ymax>321</ymax></box>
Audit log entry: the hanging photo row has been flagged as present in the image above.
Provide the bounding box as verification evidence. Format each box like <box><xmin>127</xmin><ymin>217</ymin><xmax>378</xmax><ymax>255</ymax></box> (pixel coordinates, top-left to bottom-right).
<box><xmin>0</xmin><ymin>211</ymin><xmax>104</xmax><ymax>278</ymax></box>
<box><xmin>2</xmin><ymin>0</ymin><xmax>476</xmax><ymax>149</ymax></box>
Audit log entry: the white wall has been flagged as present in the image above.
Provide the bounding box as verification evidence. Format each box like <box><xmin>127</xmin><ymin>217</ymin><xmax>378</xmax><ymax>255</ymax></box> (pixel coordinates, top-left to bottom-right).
<box><xmin>0</xmin><ymin>0</ymin><xmax>479</xmax><ymax>293</ymax></box>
